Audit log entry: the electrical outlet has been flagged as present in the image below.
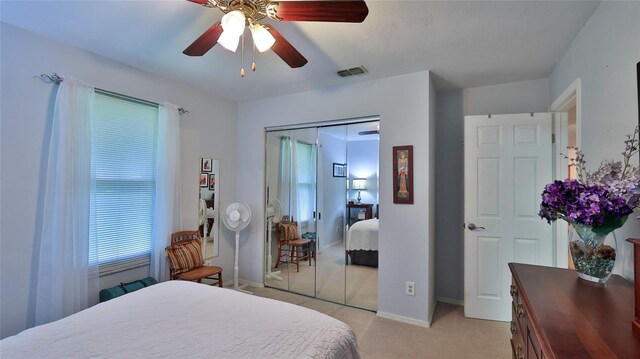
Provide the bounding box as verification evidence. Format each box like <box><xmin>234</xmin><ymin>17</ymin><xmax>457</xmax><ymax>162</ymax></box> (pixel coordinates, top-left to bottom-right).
<box><xmin>406</xmin><ymin>281</ymin><xmax>415</xmax><ymax>296</ymax></box>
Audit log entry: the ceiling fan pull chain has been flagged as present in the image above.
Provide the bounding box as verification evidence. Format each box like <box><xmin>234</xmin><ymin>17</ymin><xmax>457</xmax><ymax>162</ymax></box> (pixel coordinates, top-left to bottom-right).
<box><xmin>252</xmin><ymin>40</ymin><xmax>257</xmax><ymax>72</ymax></box>
<box><xmin>240</xmin><ymin>31</ymin><xmax>245</xmax><ymax>78</ymax></box>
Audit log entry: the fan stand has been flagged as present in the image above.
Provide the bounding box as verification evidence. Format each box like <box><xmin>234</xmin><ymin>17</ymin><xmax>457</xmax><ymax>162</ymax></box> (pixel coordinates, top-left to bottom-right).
<box><xmin>265</xmin><ymin>218</ymin><xmax>283</xmax><ymax>281</ymax></box>
<box><xmin>233</xmin><ymin>230</ymin><xmax>252</xmax><ymax>294</ymax></box>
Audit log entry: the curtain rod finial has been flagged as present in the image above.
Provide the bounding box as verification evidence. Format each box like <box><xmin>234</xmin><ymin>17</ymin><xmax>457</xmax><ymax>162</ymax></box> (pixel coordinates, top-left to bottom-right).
<box><xmin>39</xmin><ymin>73</ymin><xmax>63</xmax><ymax>85</ymax></box>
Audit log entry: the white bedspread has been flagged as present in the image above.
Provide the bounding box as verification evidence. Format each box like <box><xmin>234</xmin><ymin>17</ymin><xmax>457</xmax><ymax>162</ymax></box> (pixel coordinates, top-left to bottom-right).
<box><xmin>347</xmin><ymin>218</ymin><xmax>378</xmax><ymax>251</ymax></box>
<box><xmin>1</xmin><ymin>281</ymin><xmax>359</xmax><ymax>359</ymax></box>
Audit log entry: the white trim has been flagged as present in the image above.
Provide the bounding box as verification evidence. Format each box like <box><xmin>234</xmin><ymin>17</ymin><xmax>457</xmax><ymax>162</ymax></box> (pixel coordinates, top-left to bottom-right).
<box><xmin>437</xmin><ymin>296</ymin><xmax>464</xmax><ymax>306</ymax></box>
<box><xmin>550</xmin><ymin>78</ymin><xmax>581</xmax><ymax>269</ymax></box>
<box><xmin>376</xmin><ymin>311</ymin><xmax>431</xmax><ymax>328</ymax></box>
<box><xmin>550</xmin><ymin>78</ymin><xmax>581</xmax><ymax>149</ymax></box>
<box><xmin>552</xmin><ymin>113</ymin><xmax>569</xmax><ymax>268</ymax></box>
<box><xmin>428</xmin><ymin>299</ymin><xmax>436</xmax><ymax>325</ymax></box>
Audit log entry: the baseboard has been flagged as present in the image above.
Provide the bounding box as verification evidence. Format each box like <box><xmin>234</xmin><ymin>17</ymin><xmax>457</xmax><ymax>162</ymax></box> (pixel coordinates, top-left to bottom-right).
<box><xmin>376</xmin><ymin>311</ymin><xmax>431</xmax><ymax>328</ymax></box>
<box><xmin>436</xmin><ymin>296</ymin><xmax>464</xmax><ymax>306</ymax></box>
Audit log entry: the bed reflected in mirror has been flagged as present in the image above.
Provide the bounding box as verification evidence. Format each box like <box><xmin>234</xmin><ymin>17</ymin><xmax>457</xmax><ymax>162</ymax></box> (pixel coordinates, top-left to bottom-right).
<box><xmin>198</xmin><ymin>158</ymin><xmax>220</xmax><ymax>259</ymax></box>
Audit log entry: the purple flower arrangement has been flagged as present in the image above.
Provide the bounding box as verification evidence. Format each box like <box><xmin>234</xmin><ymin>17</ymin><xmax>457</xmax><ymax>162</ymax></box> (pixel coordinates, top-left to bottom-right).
<box><xmin>539</xmin><ymin>125</ymin><xmax>638</xmax><ymax>235</ymax></box>
<box><xmin>539</xmin><ymin>179</ymin><xmax>633</xmax><ymax>234</ymax></box>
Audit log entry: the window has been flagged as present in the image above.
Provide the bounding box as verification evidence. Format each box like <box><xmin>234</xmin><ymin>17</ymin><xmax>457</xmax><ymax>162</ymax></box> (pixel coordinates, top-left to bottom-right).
<box><xmin>91</xmin><ymin>93</ymin><xmax>158</xmax><ymax>275</ymax></box>
<box><xmin>295</xmin><ymin>141</ymin><xmax>315</xmax><ymax>223</ymax></box>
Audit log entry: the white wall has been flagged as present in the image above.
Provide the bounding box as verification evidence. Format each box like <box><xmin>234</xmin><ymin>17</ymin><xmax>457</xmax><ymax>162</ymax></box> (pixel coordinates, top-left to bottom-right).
<box><xmin>0</xmin><ymin>23</ymin><xmax>238</xmax><ymax>338</ymax></box>
<box><xmin>237</xmin><ymin>72</ymin><xmax>436</xmax><ymax>325</ymax></box>
<box><xmin>435</xmin><ymin>79</ymin><xmax>550</xmax><ymax>302</ymax></box>
<box><xmin>463</xmin><ymin>78</ymin><xmax>550</xmax><ymax>116</ymax></box>
<box><xmin>347</xmin><ymin>140</ymin><xmax>379</xmax><ymax>206</ymax></box>
<box><xmin>549</xmin><ymin>1</ymin><xmax>640</xmax><ymax>281</ymax></box>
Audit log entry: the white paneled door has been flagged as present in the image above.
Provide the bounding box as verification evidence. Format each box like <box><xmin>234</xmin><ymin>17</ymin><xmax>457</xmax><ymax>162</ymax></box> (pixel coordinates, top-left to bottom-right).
<box><xmin>464</xmin><ymin>113</ymin><xmax>553</xmax><ymax>321</ymax></box>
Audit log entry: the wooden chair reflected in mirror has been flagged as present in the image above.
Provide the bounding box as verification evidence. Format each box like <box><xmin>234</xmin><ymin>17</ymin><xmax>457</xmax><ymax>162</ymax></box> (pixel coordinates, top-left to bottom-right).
<box><xmin>165</xmin><ymin>230</ymin><xmax>223</xmax><ymax>287</ymax></box>
<box><xmin>274</xmin><ymin>216</ymin><xmax>314</xmax><ymax>272</ymax></box>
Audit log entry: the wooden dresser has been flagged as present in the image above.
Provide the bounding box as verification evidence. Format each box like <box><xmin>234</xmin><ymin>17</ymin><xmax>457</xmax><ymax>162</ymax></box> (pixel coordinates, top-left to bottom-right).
<box><xmin>508</xmin><ymin>263</ymin><xmax>640</xmax><ymax>359</ymax></box>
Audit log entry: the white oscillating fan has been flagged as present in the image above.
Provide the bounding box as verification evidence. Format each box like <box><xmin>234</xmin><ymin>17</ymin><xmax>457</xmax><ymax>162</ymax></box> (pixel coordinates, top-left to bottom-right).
<box><xmin>265</xmin><ymin>199</ymin><xmax>283</xmax><ymax>281</ymax></box>
<box><xmin>222</xmin><ymin>201</ymin><xmax>252</xmax><ymax>294</ymax></box>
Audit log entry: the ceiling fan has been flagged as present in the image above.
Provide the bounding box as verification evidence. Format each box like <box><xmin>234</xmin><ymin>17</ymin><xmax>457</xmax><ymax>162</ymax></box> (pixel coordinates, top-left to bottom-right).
<box><xmin>183</xmin><ymin>0</ymin><xmax>369</xmax><ymax>74</ymax></box>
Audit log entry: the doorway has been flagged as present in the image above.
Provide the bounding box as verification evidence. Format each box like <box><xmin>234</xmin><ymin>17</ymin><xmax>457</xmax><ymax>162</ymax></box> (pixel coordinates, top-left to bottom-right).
<box><xmin>550</xmin><ymin>78</ymin><xmax>581</xmax><ymax>269</ymax></box>
<box><xmin>264</xmin><ymin>120</ymin><xmax>380</xmax><ymax>311</ymax></box>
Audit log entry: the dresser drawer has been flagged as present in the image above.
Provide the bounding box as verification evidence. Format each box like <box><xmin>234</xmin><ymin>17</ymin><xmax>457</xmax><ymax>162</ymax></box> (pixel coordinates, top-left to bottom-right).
<box><xmin>527</xmin><ymin>328</ymin><xmax>542</xmax><ymax>359</ymax></box>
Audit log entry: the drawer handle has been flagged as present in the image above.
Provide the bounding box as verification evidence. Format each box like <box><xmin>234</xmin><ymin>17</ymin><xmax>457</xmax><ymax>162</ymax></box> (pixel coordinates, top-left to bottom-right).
<box><xmin>510</xmin><ymin>321</ymin><xmax>517</xmax><ymax>334</ymax></box>
<box><xmin>510</xmin><ymin>284</ymin><xmax>518</xmax><ymax>297</ymax></box>
<box><xmin>516</xmin><ymin>344</ymin><xmax>524</xmax><ymax>359</ymax></box>
<box><xmin>517</xmin><ymin>304</ymin><xmax>525</xmax><ymax>318</ymax></box>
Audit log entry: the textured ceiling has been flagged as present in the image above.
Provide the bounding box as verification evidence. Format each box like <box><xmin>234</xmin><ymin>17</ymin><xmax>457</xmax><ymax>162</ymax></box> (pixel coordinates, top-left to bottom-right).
<box><xmin>0</xmin><ymin>1</ymin><xmax>600</xmax><ymax>102</ymax></box>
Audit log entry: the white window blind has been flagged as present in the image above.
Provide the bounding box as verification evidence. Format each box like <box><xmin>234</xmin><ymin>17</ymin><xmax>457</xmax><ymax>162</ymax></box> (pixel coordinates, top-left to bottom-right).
<box><xmin>91</xmin><ymin>93</ymin><xmax>158</xmax><ymax>275</ymax></box>
<box><xmin>296</xmin><ymin>141</ymin><xmax>313</xmax><ymax>222</ymax></box>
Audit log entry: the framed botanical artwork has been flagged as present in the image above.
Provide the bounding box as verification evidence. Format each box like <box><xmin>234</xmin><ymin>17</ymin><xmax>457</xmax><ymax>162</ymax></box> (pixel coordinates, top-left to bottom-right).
<box><xmin>199</xmin><ymin>173</ymin><xmax>208</xmax><ymax>188</ymax></box>
<box><xmin>333</xmin><ymin>163</ymin><xmax>346</xmax><ymax>177</ymax></box>
<box><xmin>393</xmin><ymin>145</ymin><xmax>413</xmax><ymax>204</ymax></box>
<box><xmin>208</xmin><ymin>174</ymin><xmax>216</xmax><ymax>190</ymax></box>
<box><xmin>201</xmin><ymin>158</ymin><xmax>212</xmax><ymax>172</ymax></box>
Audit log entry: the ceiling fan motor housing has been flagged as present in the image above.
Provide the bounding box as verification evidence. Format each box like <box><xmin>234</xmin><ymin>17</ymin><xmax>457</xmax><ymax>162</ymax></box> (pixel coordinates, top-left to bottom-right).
<box><xmin>204</xmin><ymin>0</ymin><xmax>278</xmax><ymax>22</ymax></box>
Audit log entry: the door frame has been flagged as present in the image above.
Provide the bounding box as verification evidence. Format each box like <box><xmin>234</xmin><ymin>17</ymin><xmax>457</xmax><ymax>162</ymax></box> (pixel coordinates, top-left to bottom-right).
<box><xmin>550</xmin><ymin>78</ymin><xmax>581</xmax><ymax>148</ymax></box>
<box><xmin>549</xmin><ymin>78</ymin><xmax>582</xmax><ymax>268</ymax></box>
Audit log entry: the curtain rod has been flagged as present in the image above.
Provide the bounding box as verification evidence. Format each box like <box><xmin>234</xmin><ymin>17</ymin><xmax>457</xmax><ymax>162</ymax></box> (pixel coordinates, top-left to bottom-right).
<box><xmin>265</xmin><ymin>115</ymin><xmax>380</xmax><ymax>132</ymax></box>
<box><xmin>39</xmin><ymin>73</ymin><xmax>189</xmax><ymax>115</ymax></box>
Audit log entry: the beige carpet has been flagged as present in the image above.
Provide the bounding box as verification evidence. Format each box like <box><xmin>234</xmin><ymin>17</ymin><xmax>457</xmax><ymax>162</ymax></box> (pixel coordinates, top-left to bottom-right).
<box><xmin>265</xmin><ymin>240</ymin><xmax>378</xmax><ymax>311</ymax></box>
<box><xmin>250</xmin><ymin>286</ymin><xmax>511</xmax><ymax>359</ymax></box>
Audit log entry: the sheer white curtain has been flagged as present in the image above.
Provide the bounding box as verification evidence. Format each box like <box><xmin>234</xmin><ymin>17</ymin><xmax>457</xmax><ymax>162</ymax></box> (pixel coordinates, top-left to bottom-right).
<box><xmin>305</xmin><ymin>144</ymin><xmax>317</xmax><ymax>233</ymax></box>
<box><xmin>150</xmin><ymin>103</ymin><xmax>182</xmax><ymax>282</ymax></box>
<box><xmin>278</xmin><ymin>136</ymin><xmax>301</xmax><ymax>235</ymax></box>
<box><xmin>35</xmin><ymin>77</ymin><xmax>98</xmax><ymax>325</ymax></box>
<box><xmin>278</xmin><ymin>136</ymin><xmax>291</xmax><ymax>215</ymax></box>
<box><xmin>278</xmin><ymin>137</ymin><xmax>318</xmax><ymax>236</ymax></box>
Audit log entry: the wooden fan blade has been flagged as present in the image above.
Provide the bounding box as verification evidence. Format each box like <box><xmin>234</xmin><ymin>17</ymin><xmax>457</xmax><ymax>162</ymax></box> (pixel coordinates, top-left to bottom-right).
<box><xmin>265</xmin><ymin>26</ymin><xmax>308</xmax><ymax>68</ymax></box>
<box><xmin>271</xmin><ymin>1</ymin><xmax>369</xmax><ymax>23</ymax></box>
<box><xmin>187</xmin><ymin>0</ymin><xmax>209</xmax><ymax>5</ymax></box>
<box><xmin>183</xmin><ymin>21</ymin><xmax>223</xmax><ymax>56</ymax></box>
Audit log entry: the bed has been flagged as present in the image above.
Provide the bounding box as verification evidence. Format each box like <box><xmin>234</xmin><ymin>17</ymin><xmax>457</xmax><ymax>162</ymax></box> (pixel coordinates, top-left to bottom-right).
<box><xmin>346</xmin><ymin>218</ymin><xmax>378</xmax><ymax>267</ymax></box>
<box><xmin>1</xmin><ymin>281</ymin><xmax>359</xmax><ymax>359</ymax></box>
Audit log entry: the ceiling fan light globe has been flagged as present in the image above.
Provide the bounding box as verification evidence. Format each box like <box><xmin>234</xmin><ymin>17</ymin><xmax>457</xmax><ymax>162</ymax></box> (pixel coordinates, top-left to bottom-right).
<box><xmin>221</xmin><ymin>10</ymin><xmax>246</xmax><ymax>37</ymax></box>
<box><xmin>250</xmin><ymin>23</ymin><xmax>276</xmax><ymax>52</ymax></box>
<box><xmin>217</xmin><ymin>30</ymin><xmax>240</xmax><ymax>52</ymax></box>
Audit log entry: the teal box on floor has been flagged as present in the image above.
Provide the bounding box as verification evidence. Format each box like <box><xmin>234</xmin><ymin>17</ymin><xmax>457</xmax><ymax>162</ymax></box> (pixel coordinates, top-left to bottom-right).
<box><xmin>99</xmin><ymin>277</ymin><xmax>158</xmax><ymax>303</ymax></box>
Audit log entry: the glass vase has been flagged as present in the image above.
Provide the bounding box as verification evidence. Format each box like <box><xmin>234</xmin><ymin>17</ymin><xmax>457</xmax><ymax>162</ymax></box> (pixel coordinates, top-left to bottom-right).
<box><xmin>569</xmin><ymin>223</ymin><xmax>618</xmax><ymax>283</ymax></box>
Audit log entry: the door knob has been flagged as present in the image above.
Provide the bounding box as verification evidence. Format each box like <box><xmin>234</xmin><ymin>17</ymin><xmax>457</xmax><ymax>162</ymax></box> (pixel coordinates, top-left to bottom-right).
<box><xmin>467</xmin><ymin>223</ymin><xmax>486</xmax><ymax>231</ymax></box>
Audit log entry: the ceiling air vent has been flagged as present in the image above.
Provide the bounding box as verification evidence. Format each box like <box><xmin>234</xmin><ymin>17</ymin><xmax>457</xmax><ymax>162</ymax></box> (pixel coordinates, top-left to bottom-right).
<box><xmin>337</xmin><ymin>66</ymin><xmax>368</xmax><ymax>77</ymax></box>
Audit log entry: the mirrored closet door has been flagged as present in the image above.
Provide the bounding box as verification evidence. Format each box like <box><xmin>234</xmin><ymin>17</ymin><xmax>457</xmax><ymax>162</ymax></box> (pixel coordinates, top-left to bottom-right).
<box><xmin>265</xmin><ymin>121</ymin><xmax>379</xmax><ymax>311</ymax></box>
<box><xmin>315</xmin><ymin>126</ymin><xmax>347</xmax><ymax>304</ymax></box>
<box><xmin>265</xmin><ymin>128</ymin><xmax>317</xmax><ymax>297</ymax></box>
